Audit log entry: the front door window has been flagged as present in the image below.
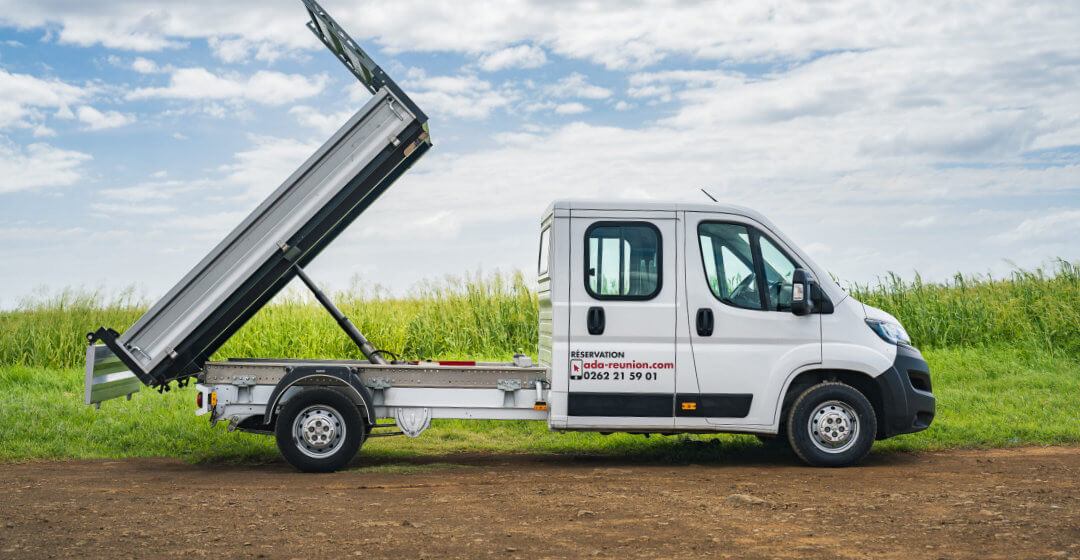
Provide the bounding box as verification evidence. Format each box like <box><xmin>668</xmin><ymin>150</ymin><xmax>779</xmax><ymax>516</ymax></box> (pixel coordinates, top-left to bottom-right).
<box><xmin>698</xmin><ymin>223</ymin><xmax>761</xmax><ymax>310</ymax></box>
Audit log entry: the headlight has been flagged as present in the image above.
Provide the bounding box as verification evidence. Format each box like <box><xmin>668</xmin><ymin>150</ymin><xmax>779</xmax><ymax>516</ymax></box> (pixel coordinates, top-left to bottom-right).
<box><xmin>865</xmin><ymin>318</ymin><xmax>911</xmax><ymax>346</ymax></box>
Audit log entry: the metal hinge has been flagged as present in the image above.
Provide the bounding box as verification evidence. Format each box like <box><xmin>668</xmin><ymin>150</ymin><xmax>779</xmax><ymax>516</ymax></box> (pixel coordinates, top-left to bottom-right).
<box><xmin>365</xmin><ymin>377</ymin><xmax>392</xmax><ymax>390</ymax></box>
<box><xmin>497</xmin><ymin>379</ymin><xmax>523</xmax><ymax>392</ymax></box>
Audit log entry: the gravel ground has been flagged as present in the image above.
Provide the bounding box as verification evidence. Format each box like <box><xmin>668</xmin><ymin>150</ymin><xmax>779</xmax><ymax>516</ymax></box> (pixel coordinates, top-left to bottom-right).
<box><xmin>0</xmin><ymin>446</ymin><xmax>1077</xmax><ymax>559</ymax></box>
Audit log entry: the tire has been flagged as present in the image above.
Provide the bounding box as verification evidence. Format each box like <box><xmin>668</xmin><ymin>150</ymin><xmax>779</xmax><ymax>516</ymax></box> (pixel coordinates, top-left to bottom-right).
<box><xmin>274</xmin><ymin>388</ymin><xmax>365</xmax><ymax>473</ymax></box>
<box><xmin>786</xmin><ymin>382</ymin><xmax>876</xmax><ymax>467</ymax></box>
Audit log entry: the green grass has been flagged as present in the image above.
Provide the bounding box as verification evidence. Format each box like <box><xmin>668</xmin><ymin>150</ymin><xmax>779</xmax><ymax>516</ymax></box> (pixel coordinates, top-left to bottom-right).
<box><xmin>850</xmin><ymin>259</ymin><xmax>1080</xmax><ymax>357</ymax></box>
<box><xmin>0</xmin><ymin>262</ymin><xmax>1077</xmax><ymax>464</ymax></box>
<box><xmin>1</xmin><ymin>346</ymin><xmax>1076</xmax><ymax>463</ymax></box>
<box><xmin>0</xmin><ymin>271</ymin><xmax>538</xmax><ymax>370</ymax></box>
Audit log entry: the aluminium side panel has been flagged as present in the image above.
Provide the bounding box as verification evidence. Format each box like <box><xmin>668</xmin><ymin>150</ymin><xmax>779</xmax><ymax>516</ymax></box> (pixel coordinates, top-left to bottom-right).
<box><xmin>106</xmin><ymin>89</ymin><xmax>423</xmax><ymax>385</ymax></box>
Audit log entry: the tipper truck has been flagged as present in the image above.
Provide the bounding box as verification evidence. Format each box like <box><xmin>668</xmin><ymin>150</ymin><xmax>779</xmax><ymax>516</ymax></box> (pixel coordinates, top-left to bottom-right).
<box><xmin>85</xmin><ymin>0</ymin><xmax>935</xmax><ymax>472</ymax></box>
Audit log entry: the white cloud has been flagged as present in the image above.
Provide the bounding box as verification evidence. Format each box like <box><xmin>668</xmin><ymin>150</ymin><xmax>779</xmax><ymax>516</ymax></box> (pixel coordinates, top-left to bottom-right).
<box><xmin>0</xmin><ymin>226</ymin><xmax>86</xmax><ymax>241</ymax></box>
<box><xmin>289</xmin><ymin>105</ymin><xmax>356</xmax><ymax>137</ymax></box>
<box><xmin>1</xmin><ymin>1</ymin><xmax>1078</xmax><ymax>76</ymax></box>
<box><xmin>131</xmin><ymin>57</ymin><xmax>159</xmax><ymax>73</ymax></box>
<box><xmin>478</xmin><ymin>44</ymin><xmax>547</xmax><ymax>72</ymax></box>
<box><xmin>554</xmin><ymin>102</ymin><xmax>588</xmax><ymax>115</ymax></box>
<box><xmin>2</xmin><ymin>0</ymin><xmax>1079</xmax><ymax>300</ymax></box>
<box><xmin>89</xmin><ymin>202</ymin><xmax>174</xmax><ymax>215</ymax></box>
<box><xmin>76</xmin><ymin>105</ymin><xmax>135</xmax><ymax>130</ymax></box>
<box><xmin>99</xmin><ymin>178</ymin><xmax>211</xmax><ymax>202</ymax></box>
<box><xmin>127</xmin><ymin>67</ymin><xmax>328</xmax><ymax>106</ymax></box>
<box><xmin>901</xmin><ymin>216</ymin><xmax>937</xmax><ymax>229</ymax></box>
<box><xmin>545</xmin><ymin>72</ymin><xmax>611</xmax><ymax>100</ymax></box>
<box><xmin>208</xmin><ymin>37</ymin><xmax>249</xmax><ymax>63</ymax></box>
<box><xmin>997</xmin><ymin>210</ymin><xmax>1080</xmax><ymax>243</ymax></box>
<box><xmin>399</xmin><ymin>70</ymin><xmax>516</xmax><ymax>120</ymax></box>
<box><xmin>0</xmin><ymin>141</ymin><xmax>91</xmax><ymax>194</ymax></box>
<box><xmin>219</xmin><ymin>134</ymin><xmax>319</xmax><ymax>200</ymax></box>
<box><xmin>208</xmin><ymin>37</ymin><xmax>286</xmax><ymax>64</ymax></box>
<box><xmin>0</xmin><ymin>68</ymin><xmax>87</xmax><ymax>129</ymax></box>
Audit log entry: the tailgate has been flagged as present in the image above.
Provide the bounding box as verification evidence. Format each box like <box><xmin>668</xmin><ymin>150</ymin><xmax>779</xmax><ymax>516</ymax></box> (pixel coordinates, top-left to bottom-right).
<box><xmin>85</xmin><ymin>344</ymin><xmax>141</xmax><ymax>407</ymax></box>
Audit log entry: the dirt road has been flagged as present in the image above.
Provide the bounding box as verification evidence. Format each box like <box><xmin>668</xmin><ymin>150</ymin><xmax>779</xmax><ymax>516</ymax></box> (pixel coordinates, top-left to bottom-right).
<box><xmin>0</xmin><ymin>447</ymin><xmax>1077</xmax><ymax>559</ymax></box>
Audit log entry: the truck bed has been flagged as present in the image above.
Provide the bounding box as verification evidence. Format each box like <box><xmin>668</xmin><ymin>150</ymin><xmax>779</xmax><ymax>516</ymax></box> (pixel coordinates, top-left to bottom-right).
<box><xmin>84</xmin><ymin>0</ymin><xmax>439</xmax><ymax>407</ymax></box>
<box><xmin>86</xmin><ymin>89</ymin><xmax>430</xmax><ymax>403</ymax></box>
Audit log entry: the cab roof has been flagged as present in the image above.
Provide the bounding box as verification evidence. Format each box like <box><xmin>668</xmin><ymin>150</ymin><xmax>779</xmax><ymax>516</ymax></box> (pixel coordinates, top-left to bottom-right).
<box><xmin>546</xmin><ymin>198</ymin><xmax>769</xmax><ymax>223</ymax></box>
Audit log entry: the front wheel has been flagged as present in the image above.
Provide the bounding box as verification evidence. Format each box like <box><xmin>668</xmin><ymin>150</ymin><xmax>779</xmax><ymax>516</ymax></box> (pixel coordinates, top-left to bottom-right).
<box><xmin>275</xmin><ymin>388</ymin><xmax>365</xmax><ymax>473</ymax></box>
<box><xmin>786</xmin><ymin>382</ymin><xmax>876</xmax><ymax>467</ymax></box>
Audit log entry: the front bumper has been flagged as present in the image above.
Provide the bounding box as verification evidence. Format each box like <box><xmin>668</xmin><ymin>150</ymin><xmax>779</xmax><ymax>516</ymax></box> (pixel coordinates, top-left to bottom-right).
<box><xmin>874</xmin><ymin>344</ymin><xmax>936</xmax><ymax>438</ymax></box>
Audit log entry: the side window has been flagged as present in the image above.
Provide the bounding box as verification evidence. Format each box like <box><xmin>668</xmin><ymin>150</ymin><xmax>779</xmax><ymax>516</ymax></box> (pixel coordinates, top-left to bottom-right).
<box><xmin>585</xmin><ymin>223</ymin><xmax>661</xmax><ymax>299</ymax></box>
<box><xmin>538</xmin><ymin>227</ymin><xmax>551</xmax><ymax>276</ymax></box>
<box><xmin>759</xmin><ymin>236</ymin><xmax>797</xmax><ymax>311</ymax></box>
<box><xmin>698</xmin><ymin>223</ymin><xmax>762</xmax><ymax>310</ymax></box>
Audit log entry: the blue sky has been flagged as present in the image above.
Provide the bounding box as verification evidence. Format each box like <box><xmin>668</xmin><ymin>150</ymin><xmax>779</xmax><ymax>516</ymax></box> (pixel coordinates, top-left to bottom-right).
<box><xmin>0</xmin><ymin>0</ymin><xmax>1078</xmax><ymax>307</ymax></box>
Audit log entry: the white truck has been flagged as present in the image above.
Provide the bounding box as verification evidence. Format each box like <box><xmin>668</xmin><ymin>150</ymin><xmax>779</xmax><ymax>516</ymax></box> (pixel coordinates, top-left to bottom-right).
<box><xmin>85</xmin><ymin>0</ymin><xmax>935</xmax><ymax>472</ymax></box>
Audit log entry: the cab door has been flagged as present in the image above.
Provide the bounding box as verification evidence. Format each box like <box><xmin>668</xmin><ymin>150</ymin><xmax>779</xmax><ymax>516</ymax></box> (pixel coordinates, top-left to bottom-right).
<box><xmin>566</xmin><ymin>210</ymin><xmax>677</xmax><ymax>430</ymax></box>
<box><xmin>682</xmin><ymin>212</ymin><xmax>821</xmax><ymax>429</ymax></box>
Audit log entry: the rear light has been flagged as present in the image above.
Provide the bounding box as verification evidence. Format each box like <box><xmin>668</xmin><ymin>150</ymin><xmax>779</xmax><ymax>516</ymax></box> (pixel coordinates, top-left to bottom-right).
<box><xmin>196</xmin><ymin>391</ymin><xmax>203</xmax><ymax>408</ymax></box>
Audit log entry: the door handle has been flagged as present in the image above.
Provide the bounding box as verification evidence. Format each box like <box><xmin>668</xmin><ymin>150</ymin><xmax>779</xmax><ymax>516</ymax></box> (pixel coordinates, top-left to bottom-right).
<box><xmin>696</xmin><ymin>308</ymin><xmax>714</xmax><ymax>337</ymax></box>
<box><xmin>587</xmin><ymin>306</ymin><xmax>605</xmax><ymax>335</ymax></box>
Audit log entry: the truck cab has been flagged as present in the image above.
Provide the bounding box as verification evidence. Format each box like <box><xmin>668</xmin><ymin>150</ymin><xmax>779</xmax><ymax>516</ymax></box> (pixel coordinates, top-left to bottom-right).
<box><xmin>538</xmin><ymin>200</ymin><xmax>935</xmax><ymax>466</ymax></box>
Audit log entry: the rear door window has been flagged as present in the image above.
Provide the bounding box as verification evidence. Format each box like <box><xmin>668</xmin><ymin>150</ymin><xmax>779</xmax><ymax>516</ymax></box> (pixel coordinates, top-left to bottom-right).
<box><xmin>585</xmin><ymin>222</ymin><xmax>661</xmax><ymax>300</ymax></box>
<box><xmin>538</xmin><ymin>227</ymin><xmax>551</xmax><ymax>276</ymax></box>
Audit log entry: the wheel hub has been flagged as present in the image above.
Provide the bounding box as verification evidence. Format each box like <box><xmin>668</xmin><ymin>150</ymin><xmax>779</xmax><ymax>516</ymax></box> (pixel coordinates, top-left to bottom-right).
<box><xmin>808</xmin><ymin>400</ymin><xmax>859</xmax><ymax>453</ymax></box>
<box><xmin>293</xmin><ymin>405</ymin><xmax>346</xmax><ymax>458</ymax></box>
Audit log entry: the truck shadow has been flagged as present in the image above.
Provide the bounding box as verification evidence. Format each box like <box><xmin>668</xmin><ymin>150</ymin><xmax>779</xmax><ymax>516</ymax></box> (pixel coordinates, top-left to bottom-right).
<box><xmin>350</xmin><ymin>440</ymin><xmax>923</xmax><ymax>471</ymax></box>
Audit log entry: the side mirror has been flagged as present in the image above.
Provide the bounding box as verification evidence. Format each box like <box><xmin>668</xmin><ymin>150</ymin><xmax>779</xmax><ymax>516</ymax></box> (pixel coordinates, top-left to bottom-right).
<box><xmin>791</xmin><ymin>268</ymin><xmax>814</xmax><ymax>316</ymax></box>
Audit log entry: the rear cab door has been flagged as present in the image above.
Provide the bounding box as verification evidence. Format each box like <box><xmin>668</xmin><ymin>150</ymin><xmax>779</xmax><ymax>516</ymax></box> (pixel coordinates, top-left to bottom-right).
<box><xmin>565</xmin><ymin>208</ymin><xmax>678</xmax><ymax>431</ymax></box>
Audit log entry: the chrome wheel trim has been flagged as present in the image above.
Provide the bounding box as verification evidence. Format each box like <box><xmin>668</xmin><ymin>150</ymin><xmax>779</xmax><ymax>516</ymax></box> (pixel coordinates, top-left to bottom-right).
<box><xmin>292</xmin><ymin>404</ymin><xmax>347</xmax><ymax>459</ymax></box>
<box><xmin>807</xmin><ymin>400</ymin><xmax>859</xmax><ymax>454</ymax></box>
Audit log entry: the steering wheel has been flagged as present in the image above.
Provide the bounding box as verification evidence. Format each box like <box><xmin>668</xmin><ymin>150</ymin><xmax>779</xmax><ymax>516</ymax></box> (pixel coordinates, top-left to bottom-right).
<box><xmin>728</xmin><ymin>274</ymin><xmax>758</xmax><ymax>307</ymax></box>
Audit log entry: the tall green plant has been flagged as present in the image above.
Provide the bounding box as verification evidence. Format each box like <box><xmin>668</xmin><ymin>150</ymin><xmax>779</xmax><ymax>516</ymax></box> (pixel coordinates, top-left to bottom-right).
<box><xmin>850</xmin><ymin>259</ymin><xmax>1079</xmax><ymax>356</ymax></box>
<box><xmin>1</xmin><ymin>262</ymin><xmax>1075</xmax><ymax>370</ymax></box>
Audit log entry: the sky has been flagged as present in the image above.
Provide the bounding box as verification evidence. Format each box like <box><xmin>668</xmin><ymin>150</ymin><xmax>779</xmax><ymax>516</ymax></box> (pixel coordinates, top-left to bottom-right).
<box><xmin>0</xmin><ymin>0</ymin><xmax>1077</xmax><ymax>308</ymax></box>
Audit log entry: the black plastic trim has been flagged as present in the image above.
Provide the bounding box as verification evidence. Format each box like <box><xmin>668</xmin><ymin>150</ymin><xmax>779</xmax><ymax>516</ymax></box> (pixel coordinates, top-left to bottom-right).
<box><xmin>675</xmin><ymin>393</ymin><xmax>753</xmax><ymax>417</ymax></box>
<box><xmin>873</xmin><ymin>344</ymin><xmax>936</xmax><ymax>438</ymax></box>
<box><xmin>537</xmin><ymin>226</ymin><xmax>551</xmax><ymax>277</ymax></box>
<box><xmin>263</xmin><ymin>365</ymin><xmax>374</xmax><ymax>425</ymax></box>
<box><xmin>568</xmin><ymin>393</ymin><xmax>672</xmax><ymax>417</ymax></box>
<box><xmin>567</xmin><ymin>392</ymin><xmax>753</xmax><ymax>418</ymax></box>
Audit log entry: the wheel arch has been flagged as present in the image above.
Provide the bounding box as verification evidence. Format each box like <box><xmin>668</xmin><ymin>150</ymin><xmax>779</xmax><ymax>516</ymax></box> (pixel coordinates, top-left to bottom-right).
<box><xmin>778</xmin><ymin>368</ymin><xmax>887</xmax><ymax>439</ymax></box>
<box><xmin>263</xmin><ymin>365</ymin><xmax>374</xmax><ymax>427</ymax></box>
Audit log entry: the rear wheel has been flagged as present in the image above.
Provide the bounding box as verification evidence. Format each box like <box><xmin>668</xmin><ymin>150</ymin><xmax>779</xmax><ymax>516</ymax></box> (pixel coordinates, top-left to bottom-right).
<box><xmin>275</xmin><ymin>388</ymin><xmax>365</xmax><ymax>473</ymax></box>
<box><xmin>786</xmin><ymin>382</ymin><xmax>876</xmax><ymax>467</ymax></box>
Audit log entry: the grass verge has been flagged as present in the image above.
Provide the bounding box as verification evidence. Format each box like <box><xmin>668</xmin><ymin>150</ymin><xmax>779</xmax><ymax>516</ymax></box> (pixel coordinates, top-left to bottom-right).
<box><xmin>1</xmin><ymin>346</ymin><xmax>1075</xmax><ymax>464</ymax></box>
